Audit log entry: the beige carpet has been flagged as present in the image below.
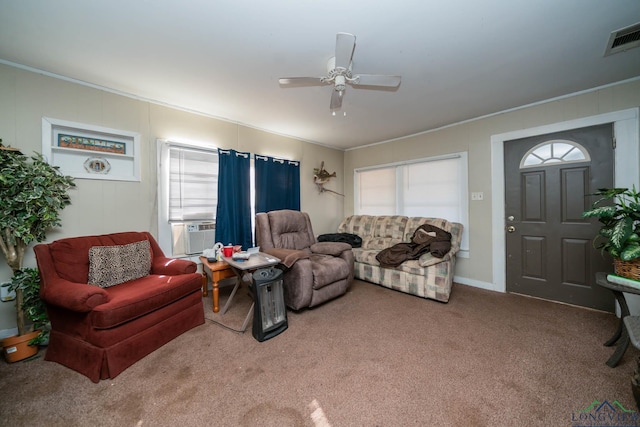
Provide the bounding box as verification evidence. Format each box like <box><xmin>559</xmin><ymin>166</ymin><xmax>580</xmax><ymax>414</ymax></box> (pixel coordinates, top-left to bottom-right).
<box><xmin>0</xmin><ymin>279</ymin><xmax>636</xmax><ymax>426</ymax></box>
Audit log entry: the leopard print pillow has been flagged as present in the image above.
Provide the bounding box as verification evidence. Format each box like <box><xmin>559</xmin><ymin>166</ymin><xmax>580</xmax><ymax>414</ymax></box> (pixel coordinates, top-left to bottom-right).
<box><xmin>88</xmin><ymin>240</ymin><xmax>152</xmax><ymax>288</ymax></box>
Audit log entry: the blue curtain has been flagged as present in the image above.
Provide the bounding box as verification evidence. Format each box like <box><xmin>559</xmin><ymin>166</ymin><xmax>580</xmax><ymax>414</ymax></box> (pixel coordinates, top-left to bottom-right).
<box><xmin>255</xmin><ymin>155</ymin><xmax>301</xmax><ymax>213</ymax></box>
<box><xmin>215</xmin><ymin>149</ymin><xmax>253</xmax><ymax>250</ymax></box>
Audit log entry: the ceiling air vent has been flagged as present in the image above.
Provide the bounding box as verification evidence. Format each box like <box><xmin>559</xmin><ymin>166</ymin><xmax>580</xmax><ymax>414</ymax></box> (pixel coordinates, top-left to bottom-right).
<box><xmin>604</xmin><ymin>22</ymin><xmax>640</xmax><ymax>56</ymax></box>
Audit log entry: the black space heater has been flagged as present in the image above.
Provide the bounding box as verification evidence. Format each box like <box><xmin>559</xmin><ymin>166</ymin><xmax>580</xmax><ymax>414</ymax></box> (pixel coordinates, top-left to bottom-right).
<box><xmin>251</xmin><ymin>267</ymin><xmax>288</xmax><ymax>342</ymax></box>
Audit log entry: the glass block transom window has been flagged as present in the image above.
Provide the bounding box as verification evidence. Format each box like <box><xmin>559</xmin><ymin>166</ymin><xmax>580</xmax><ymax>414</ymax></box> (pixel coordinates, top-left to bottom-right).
<box><xmin>520</xmin><ymin>140</ymin><xmax>590</xmax><ymax>169</ymax></box>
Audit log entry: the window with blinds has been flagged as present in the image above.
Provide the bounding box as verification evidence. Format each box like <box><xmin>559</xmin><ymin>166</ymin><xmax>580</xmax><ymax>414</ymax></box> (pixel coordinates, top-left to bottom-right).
<box><xmin>168</xmin><ymin>147</ymin><xmax>218</xmax><ymax>221</ymax></box>
<box><xmin>356</xmin><ymin>167</ymin><xmax>396</xmax><ymax>215</ymax></box>
<box><xmin>401</xmin><ymin>157</ymin><xmax>463</xmax><ymax>219</ymax></box>
<box><xmin>355</xmin><ymin>153</ymin><xmax>469</xmax><ymax>251</ymax></box>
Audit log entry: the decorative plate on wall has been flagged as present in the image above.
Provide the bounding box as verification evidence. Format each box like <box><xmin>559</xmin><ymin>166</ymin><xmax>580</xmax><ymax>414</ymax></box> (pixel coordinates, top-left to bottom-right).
<box><xmin>83</xmin><ymin>157</ymin><xmax>111</xmax><ymax>174</ymax></box>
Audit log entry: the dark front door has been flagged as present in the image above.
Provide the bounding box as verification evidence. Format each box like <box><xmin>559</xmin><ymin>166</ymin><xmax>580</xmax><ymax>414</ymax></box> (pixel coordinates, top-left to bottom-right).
<box><xmin>505</xmin><ymin>124</ymin><xmax>615</xmax><ymax>312</ymax></box>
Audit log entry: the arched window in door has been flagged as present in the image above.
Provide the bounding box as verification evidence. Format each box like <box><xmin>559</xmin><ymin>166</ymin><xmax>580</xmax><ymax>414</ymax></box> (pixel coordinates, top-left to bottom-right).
<box><xmin>520</xmin><ymin>140</ymin><xmax>590</xmax><ymax>169</ymax></box>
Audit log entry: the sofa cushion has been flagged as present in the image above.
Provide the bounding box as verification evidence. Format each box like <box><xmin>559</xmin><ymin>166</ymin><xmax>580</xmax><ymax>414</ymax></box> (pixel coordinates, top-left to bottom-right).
<box><xmin>87</xmin><ymin>291</ymin><xmax>202</xmax><ymax>348</ymax></box>
<box><xmin>90</xmin><ymin>273</ymin><xmax>201</xmax><ymax>329</ymax></box>
<box><xmin>48</xmin><ymin>232</ymin><xmax>157</xmax><ymax>284</ymax></box>
<box><xmin>362</xmin><ymin>216</ymin><xmax>407</xmax><ymax>250</ymax></box>
<box><xmin>88</xmin><ymin>240</ymin><xmax>152</xmax><ymax>288</ymax></box>
<box><xmin>338</xmin><ymin>215</ymin><xmax>377</xmax><ymax>238</ymax></box>
<box><xmin>419</xmin><ymin>253</ymin><xmax>448</xmax><ymax>267</ymax></box>
<box><xmin>404</xmin><ymin>217</ymin><xmax>453</xmax><ymax>241</ymax></box>
<box><xmin>374</xmin><ymin>216</ymin><xmax>408</xmax><ymax>239</ymax></box>
<box><xmin>352</xmin><ymin>248</ymin><xmax>381</xmax><ymax>266</ymax></box>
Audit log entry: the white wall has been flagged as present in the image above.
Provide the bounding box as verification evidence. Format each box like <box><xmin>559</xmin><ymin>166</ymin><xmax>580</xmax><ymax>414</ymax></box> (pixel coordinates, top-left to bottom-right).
<box><xmin>344</xmin><ymin>78</ymin><xmax>640</xmax><ymax>294</ymax></box>
<box><xmin>0</xmin><ymin>63</ymin><xmax>345</xmax><ymax>334</ymax></box>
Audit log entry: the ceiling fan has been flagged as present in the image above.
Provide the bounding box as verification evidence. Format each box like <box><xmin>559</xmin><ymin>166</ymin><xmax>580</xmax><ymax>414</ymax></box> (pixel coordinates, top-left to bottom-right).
<box><xmin>278</xmin><ymin>32</ymin><xmax>401</xmax><ymax>110</ymax></box>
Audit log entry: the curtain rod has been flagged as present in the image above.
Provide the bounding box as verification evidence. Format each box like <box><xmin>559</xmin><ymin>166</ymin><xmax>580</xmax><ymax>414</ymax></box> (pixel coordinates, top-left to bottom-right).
<box><xmin>255</xmin><ymin>154</ymin><xmax>299</xmax><ymax>166</ymax></box>
<box><xmin>355</xmin><ymin>152</ymin><xmax>463</xmax><ymax>173</ymax></box>
<box><xmin>168</xmin><ymin>142</ymin><xmax>299</xmax><ymax>165</ymax></box>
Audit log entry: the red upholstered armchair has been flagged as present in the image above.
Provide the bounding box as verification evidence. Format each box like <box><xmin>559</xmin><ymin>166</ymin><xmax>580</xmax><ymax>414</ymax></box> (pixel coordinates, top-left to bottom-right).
<box><xmin>33</xmin><ymin>231</ymin><xmax>204</xmax><ymax>382</ymax></box>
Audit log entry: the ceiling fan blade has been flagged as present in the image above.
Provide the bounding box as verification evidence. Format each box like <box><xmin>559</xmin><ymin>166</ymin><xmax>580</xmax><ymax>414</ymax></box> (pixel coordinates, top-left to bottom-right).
<box><xmin>352</xmin><ymin>74</ymin><xmax>401</xmax><ymax>87</ymax></box>
<box><xmin>279</xmin><ymin>77</ymin><xmax>326</xmax><ymax>85</ymax></box>
<box><xmin>280</xmin><ymin>33</ymin><xmax>400</xmax><ymax>110</ymax></box>
<box><xmin>334</xmin><ymin>32</ymin><xmax>356</xmax><ymax>70</ymax></box>
<box><xmin>330</xmin><ymin>89</ymin><xmax>343</xmax><ymax>109</ymax></box>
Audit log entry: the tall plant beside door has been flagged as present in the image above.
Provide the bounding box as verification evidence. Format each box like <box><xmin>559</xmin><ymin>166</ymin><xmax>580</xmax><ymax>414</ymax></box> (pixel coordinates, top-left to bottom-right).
<box><xmin>0</xmin><ymin>139</ymin><xmax>75</xmax><ymax>341</ymax></box>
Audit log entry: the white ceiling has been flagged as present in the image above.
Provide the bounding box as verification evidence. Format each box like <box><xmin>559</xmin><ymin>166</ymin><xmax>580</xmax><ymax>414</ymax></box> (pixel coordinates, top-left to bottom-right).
<box><xmin>1</xmin><ymin>1</ymin><xmax>639</xmax><ymax>150</ymax></box>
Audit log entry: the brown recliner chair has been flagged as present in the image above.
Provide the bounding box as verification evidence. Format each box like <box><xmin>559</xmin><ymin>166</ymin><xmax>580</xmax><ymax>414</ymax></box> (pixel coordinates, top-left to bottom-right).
<box><xmin>255</xmin><ymin>210</ymin><xmax>354</xmax><ymax>310</ymax></box>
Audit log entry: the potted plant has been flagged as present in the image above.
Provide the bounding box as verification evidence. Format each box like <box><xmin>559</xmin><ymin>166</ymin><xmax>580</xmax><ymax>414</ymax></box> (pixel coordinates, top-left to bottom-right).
<box><xmin>0</xmin><ymin>138</ymin><xmax>75</xmax><ymax>361</ymax></box>
<box><xmin>1</xmin><ymin>268</ymin><xmax>49</xmax><ymax>361</ymax></box>
<box><xmin>5</xmin><ymin>268</ymin><xmax>48</xmax><ymax>343</ymax></box>
<box><xmin>582</xmin><ymin>186</ymin><xmax>640</xmax><ymax>278</ymax></box>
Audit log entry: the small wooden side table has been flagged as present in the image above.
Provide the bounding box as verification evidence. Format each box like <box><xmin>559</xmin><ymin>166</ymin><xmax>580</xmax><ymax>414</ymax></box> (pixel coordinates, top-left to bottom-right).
<box><xmin>200</xmin><ymin>257</ymin><xmax>236</xmax><ymax>313</ymax></box>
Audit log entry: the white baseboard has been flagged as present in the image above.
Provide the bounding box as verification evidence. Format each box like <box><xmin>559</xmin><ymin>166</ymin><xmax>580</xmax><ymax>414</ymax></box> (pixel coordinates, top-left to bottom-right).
<box><xmin>454</xmin><ymin>276</ymin><xmax>501</xmax><ymax>292</ymax></box>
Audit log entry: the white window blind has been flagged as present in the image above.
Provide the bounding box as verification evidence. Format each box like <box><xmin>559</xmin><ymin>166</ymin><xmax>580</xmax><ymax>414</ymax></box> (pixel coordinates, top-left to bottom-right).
<box><xmin>357</xmin><ymin>167</ymin><xmax>396</xmax><ymax>215</ymax></box>
<box><xmin>401</xmin><ymin>157</ymin><xmax>462</xmax><ymax>219</ymax></box>
<box><xmin>355</xmin><ymin>153</ymin><xmax>469</xmax><ymax>251</ymax></box>
<box><xmin>169</xmin><ymin>147</ymin><xmax>218</xmax><ymax>221</ymax></box>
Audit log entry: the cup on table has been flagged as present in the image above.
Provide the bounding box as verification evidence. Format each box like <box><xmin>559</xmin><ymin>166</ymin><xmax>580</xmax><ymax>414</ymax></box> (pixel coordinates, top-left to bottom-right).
<box><xmin>223</xmin><ymin>245</ymin><xmax>233</xmax><ymax>257</ymax></box>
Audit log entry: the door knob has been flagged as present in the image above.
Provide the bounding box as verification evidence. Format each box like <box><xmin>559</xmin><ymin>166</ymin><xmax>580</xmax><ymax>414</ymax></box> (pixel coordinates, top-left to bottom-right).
<box><xmin>507</xmin><ymin>225</ymin><xmax>516</xmax><ymax>233</ymax></box>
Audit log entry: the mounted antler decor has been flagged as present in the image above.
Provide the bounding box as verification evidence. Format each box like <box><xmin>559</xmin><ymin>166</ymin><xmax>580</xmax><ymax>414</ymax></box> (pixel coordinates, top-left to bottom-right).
<box><xmin>313</xmin><ymin>161</ymin><xmax>344</xmax><ymax>196</ymax></box>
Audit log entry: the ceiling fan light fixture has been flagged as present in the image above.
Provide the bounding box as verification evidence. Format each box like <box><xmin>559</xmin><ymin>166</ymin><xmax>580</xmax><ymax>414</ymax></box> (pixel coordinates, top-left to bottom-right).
<box><xmin>279</xmin><ymin>32</ymin><xmax>401</xmax><ymax>110</ymax></box>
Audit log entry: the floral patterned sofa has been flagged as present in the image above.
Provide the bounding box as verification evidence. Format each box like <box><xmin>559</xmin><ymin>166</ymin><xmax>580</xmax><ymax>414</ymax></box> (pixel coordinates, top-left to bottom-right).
<box><xmin>337</xmin><ymin>215</ymin><xmax>463</xmax><ymax>303</ymax></box>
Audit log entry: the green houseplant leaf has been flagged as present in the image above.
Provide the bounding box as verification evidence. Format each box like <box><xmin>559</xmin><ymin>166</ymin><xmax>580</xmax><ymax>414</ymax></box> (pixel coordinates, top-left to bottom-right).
<box><xmin>582</xmin><ymin>186</ymin><xmax>640</xmax><ymax>263</ymax></box>
<box><xmin>0</xmin><ymin>139</ymin><xmax>75</xmax><ymax>336</ymax></box>
<box><xmin>3</xmin><ymin>268</ymin><xmax>48</xmax><ymax>345</ymax></box>
<box><xmin>622</xmin><ymin>244</ymin><xmax>640</xmax><ymax>262</ymax></box>
<box><xmin>611</xmin><ymin>217</ymin><xmax>634</xmax><ymax>252</ymax></box>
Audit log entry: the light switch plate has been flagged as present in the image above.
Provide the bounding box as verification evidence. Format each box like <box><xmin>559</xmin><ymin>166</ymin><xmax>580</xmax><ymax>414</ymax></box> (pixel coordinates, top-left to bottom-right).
<box><xmin>471</xmin><ymin>192</ymin><xmax>484</xmax><ymax>201</ymax></box>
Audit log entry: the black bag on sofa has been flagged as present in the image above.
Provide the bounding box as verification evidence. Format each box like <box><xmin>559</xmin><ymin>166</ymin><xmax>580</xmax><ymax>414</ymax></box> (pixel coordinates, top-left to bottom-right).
<box><xmin>317</xmin><ymin>233</ymin><xmax>362</xmax><ymax>248</ymax></box>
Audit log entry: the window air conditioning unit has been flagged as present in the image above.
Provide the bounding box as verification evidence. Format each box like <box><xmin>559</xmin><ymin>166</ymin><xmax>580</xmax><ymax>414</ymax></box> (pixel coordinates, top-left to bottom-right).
<box><xmin>185</xmin><ymin>222</ymin><xmax>216</xmax><ymax>255</ymax></box>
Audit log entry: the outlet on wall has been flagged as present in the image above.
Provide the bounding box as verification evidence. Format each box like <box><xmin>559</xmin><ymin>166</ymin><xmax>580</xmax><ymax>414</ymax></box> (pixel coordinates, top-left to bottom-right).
<box><xmin>471</xmin><ymin>192</ymin><xmax>484</xmax><ymax>201</ymax></box>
